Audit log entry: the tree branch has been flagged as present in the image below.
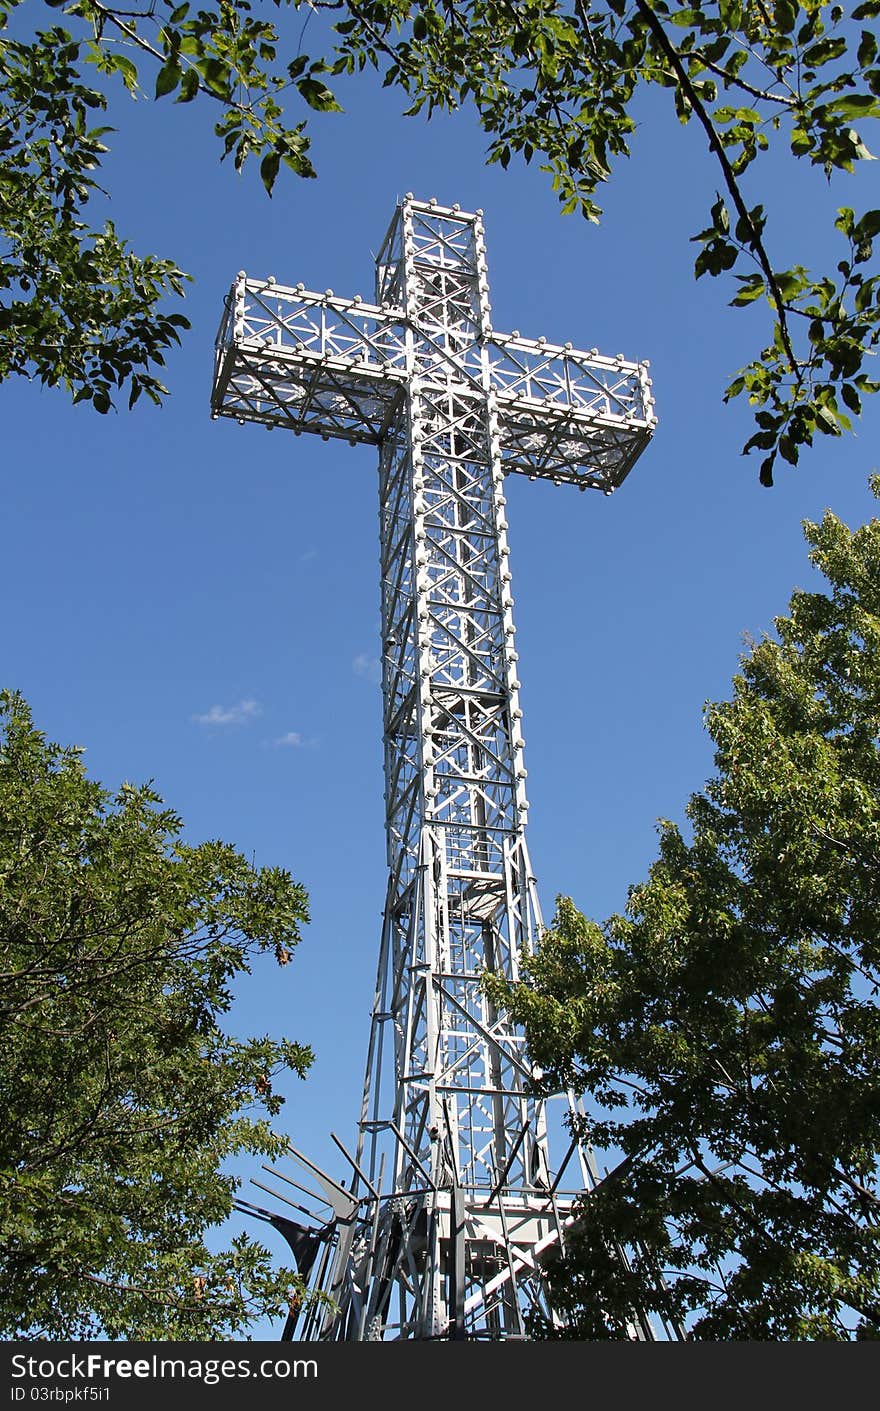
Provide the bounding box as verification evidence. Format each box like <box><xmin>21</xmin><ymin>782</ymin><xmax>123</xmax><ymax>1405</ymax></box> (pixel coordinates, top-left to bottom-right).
<box><xmin>87</xmin><ymin>2</ymin><xmax>257</xmax><ymax>115</ymax></box>
<box><xmin>690</xmin><ymin>50</ymin><xmax>796</xmax><ymax>108</ymax></box>
<box><xmin>630</xmin><ymin>0</ymin><xmax>800</xmax><ymax>382</ymax></box>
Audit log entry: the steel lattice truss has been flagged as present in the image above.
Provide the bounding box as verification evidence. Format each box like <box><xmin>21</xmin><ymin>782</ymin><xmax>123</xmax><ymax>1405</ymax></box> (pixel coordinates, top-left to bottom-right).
<box><xmin>213</xmin><ymin>198</ymin><xmax>657</xmax><ymax>1341</ymax></box>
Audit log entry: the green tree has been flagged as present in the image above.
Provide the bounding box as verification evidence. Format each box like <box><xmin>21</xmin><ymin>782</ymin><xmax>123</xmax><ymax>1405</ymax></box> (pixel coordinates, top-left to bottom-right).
<box><xmin>1</xmin><ymin>1</ymin><xmax>878</xmax><ymax>484</ymax></box>
<box><xmin>0</xmin><ymin>690</ymin><xmax>314</xmax><ymax>1339</ymax></box>
<box><xmin>488</xmin><ymin>481</ymin><xmax>880</xmax><ymax>1339</ymax></box>
<box><xmin>0</xmin><ymin>0</ymin><xmax>340</xmax><ymax>412</ymax></box>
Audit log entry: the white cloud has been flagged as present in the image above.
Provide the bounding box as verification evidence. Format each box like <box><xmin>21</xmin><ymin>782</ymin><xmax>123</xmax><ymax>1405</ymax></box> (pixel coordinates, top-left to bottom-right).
<box><xmin>274</xmin><ymin>731</ymin><xmax>304</xmax><ymax>748</ymax></box>
<box><xmin>353</xmin><ymin>653</ymin><xmax>381</xmax><ymax>684</ymax></box>
<box><xmin>193</xmin><ymin>698</ymin><xmax>262</xmax><ymax>727</ymax></box>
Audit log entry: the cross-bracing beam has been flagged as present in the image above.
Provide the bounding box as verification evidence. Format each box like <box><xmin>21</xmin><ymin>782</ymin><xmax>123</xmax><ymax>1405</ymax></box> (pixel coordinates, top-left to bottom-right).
<box><xmin>213</xmin><ymin>196</ymin><xmax>657</xmax><ymax>1340</ymax></box>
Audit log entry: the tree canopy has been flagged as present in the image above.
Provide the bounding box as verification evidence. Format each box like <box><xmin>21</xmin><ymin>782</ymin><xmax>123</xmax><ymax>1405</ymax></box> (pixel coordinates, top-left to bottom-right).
<box><xmin>0</xmin><ymin>690</ymin><xmax>313</xmax><ymax>1339</ymax></box>
<box><xmin>488</xmin><ymin>479</ymin><xmax>880</xmax><ymax>1338</ymax></box>
<box><xmin>0</xmin><ymin>0</ymin><xmax>878</xmax><ymax>483</ymax></box>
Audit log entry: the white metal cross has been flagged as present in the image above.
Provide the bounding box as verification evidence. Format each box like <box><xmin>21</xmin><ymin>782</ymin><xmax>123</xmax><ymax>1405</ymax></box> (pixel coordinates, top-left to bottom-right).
<box><xmin>212</xmin><ymin>196</ymin><xmax>656</xmax><ymax>1341</ymax></box>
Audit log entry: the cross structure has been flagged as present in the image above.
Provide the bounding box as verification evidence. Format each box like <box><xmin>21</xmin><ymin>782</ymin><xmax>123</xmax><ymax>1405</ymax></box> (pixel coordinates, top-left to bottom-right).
<box><xmin>211</xmin><ymin>196</ymin><xmax>657</xmax><ymax>1340</ymax></box>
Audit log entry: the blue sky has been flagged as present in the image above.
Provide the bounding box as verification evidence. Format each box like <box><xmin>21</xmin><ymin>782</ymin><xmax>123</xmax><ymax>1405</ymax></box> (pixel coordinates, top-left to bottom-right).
<box><xmin>3</xmin><ymin>9</ymin><xmax>879</xmax><ymax>1335</ymax></box>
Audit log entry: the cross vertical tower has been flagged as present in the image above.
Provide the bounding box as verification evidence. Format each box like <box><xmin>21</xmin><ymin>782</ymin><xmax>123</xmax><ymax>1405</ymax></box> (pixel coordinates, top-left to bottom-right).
<box><xmin>211</xmin><ymin>196</ymin><xmax>656</xmax><ymax>1340</ymax></box>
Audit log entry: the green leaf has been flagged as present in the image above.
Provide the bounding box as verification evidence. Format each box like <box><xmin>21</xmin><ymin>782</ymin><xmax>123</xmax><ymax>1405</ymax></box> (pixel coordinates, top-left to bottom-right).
<box><xmin>260</xmin><ymin>150</ymin><xmax>280</xmax><ymax>195</ymax></box>
<box><xmin>106</xmin><ymin>53</ymin><xmax>139</xmax><ymax>93</ymax></box>
<box><xmin>155</xmin><ymin>62</ymin><xmax>181</xmax><ymax>99</ymax></box>
<box><xmin>835</xmin><ymin>207</ymin><xmax>855</xmax><ymax>237</ymax></box>
<box><xmin>296</xmin><ymin>77</ymin><xmax>341</xmax><ymax>112</ymax></box>
<box><xmin>744</xmin><ymin>430</ymin><xmax>777</xmax><ymax>451</ymax></box>
<box><xmin>827</xmin><ymin>94</ymin><xmax>880</xmax><ymax>120</ymax></box>
<box><xmin>854</xmin><ymin>210</ymin><xmax>880</xmax><ymax>240</ymax></box>
<box><xmin>694</xmin><ymin>237</ymin><xmax>738</xmax><ymax>277</ymax></box>
<box><xmin>711</xmin><ymin>196</ymin><xmax>730</xmax><ymax>235</ymax></box>
<box><xmin>758</xmin><ymin>453</ymin><xmax>775</xmax><ymax>485</ymax></box>
<box><xmin>730</xmin><ymin>275</ymin><xmax>765</xmax><ymax>306</ymax></box>
<box><xmin>778</xmin><ymin>434</ymin><xmax>798</xmax><ymax>465</ymax></box>
<box><xmin>176</xmin><ymin>69</ymin><xmax>199</xmax><ymax>103</ymax></box>
<box><xmin>802</xmin><ymin>38</ymin><xmax>848</xmax><ymax>67</ymax></box>
<box><xmin>775</xmin><ymin>269</ymin><xmax>807</xmax><ymax>301</ymax></box>
<box><xmin>734</xmin><ymin>205</ymin><xmax>766</xmax><ymax>247</ymax></box>
<box><xmin>198</xmin><ymin>58</ymin><xmax>229</xmax><ymax>98</ymax></box>
<box><xmin>858</xmin><ymin>31</ymin><xmax>878</xmax><ymax>67</ymax></box>
<box><xmin>815</xmin><ymin>404</ymin><xmax>841</xmax><ymax>434</ymax></box>
<box><xmin>841</xmin><ymin>382</ymin><xmax>862</xmax><ymax>413</ymax></box>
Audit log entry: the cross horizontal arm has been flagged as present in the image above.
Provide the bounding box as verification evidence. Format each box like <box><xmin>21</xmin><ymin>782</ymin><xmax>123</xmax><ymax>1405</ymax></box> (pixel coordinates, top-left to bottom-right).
<box><xmin>211</xmin><ymin>277</ymin><xmax>407</xmax><ymax>445</ymax></box>
<box><xmin>211</xmin><ymin>275</ymin><xmax>657</xmax><ymax>491</ymax></box>
<box><xmin>486</xmin><ymin>334</ymin><xmax>655</xmax><ymax>489</ymax></box>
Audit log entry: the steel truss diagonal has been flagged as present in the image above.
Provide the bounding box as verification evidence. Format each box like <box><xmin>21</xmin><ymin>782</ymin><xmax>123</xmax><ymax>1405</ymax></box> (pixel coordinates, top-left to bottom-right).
<box><xmin>212</xmin><ymin>196</ymin><xmax>659</xmax><ymax>1340</ymax></box>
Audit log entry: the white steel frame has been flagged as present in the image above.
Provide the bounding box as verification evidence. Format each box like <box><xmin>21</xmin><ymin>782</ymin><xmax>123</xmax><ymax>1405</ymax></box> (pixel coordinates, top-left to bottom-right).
<box><xmin>213</xmin><ymin>197</ymin><xmax>657</xmax><ymax>1340</ymax></box>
